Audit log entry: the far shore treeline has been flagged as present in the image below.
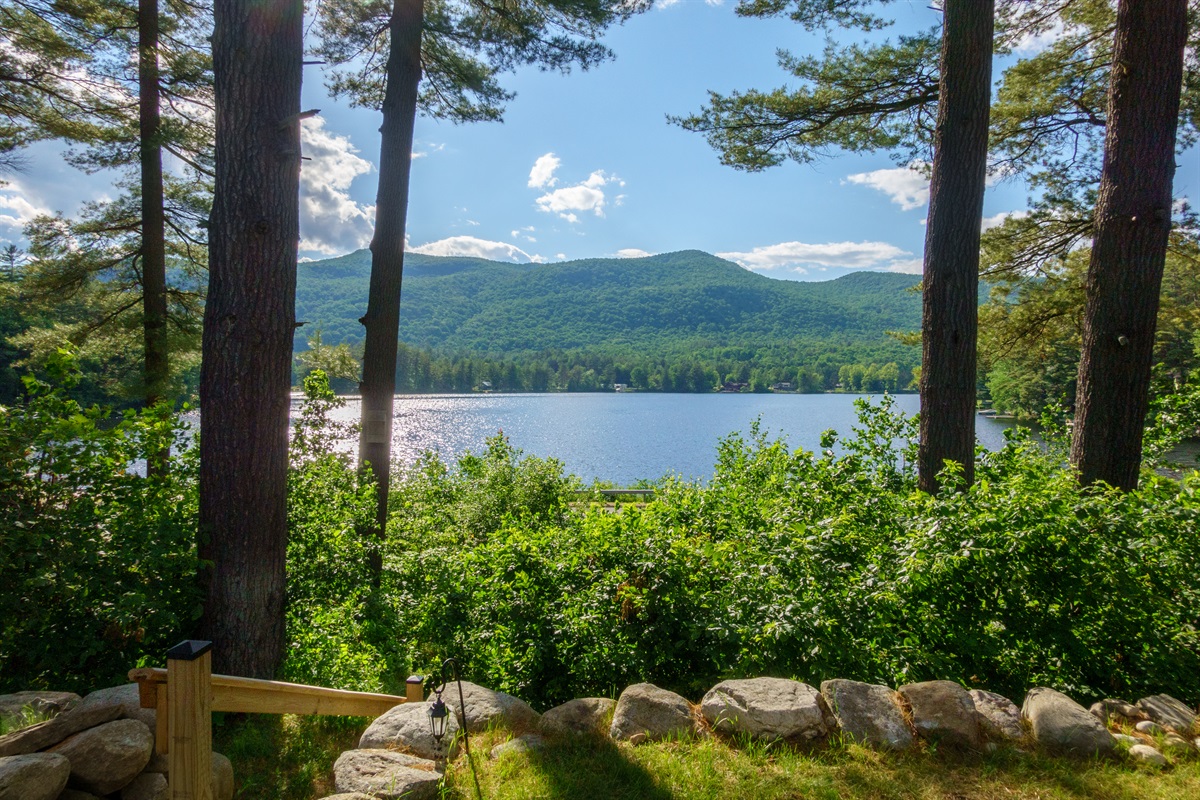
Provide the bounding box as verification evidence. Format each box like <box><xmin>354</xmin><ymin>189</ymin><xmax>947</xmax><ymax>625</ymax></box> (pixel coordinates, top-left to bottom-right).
<box><xmin>291</xmin><ymin>248</ymin><xmax>922</xmax><ymax>396</ymax></box>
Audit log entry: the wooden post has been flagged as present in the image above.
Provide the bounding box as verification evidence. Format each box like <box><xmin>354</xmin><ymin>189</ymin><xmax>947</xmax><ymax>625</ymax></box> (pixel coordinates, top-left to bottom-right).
<box><xmin>167</xmin><ymin>640</ymin><xmax>213</xmax><ymax>800</ymax></box>
<box><xmin>406</xmin><ymin>675</ymin><xmax>424</xmax><ymax>703</ymax></box>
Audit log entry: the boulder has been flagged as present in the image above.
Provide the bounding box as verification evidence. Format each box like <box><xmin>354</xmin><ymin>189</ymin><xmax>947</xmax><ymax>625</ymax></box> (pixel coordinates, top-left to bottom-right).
<box><xmin>58</xmin><ymin>791</ymin><xmax>102</xmax><ymax>800</ymax></box>
<box><xmin>444</xmin><ymin>681</ymin><xmax>540</xmax><ymax>734</ymax></box>
<box><xmin>701</xmin><ymin>678</ymin><xmax>832</xmax><ymax>742</ymax></box>
<box><xmin>1128</xmin><ymin>744</ymin><xmax>1167</xmax><ymax>767</ymax></box>
<box><xmin>899</xmin><ymin>681</ymin><xmax>981</xmax><ymax>750</ymax></box>
<box><xmin>1088</xmin><ymin>698</ymin><xmax>1146</xmax><ymax>727</ymax></box>
<box><xmin>120</xmin><ymin>772</ymin><xmax>167</xmax><ymax>800</ymax></box>
<box><xmin>140</xmin><ymin>748</ymin><xmax>232</xmax><ymax>798</ymax></box>
<box><xmin>609</xmin><ymin>684</ymin><xmax>696</xmax><ymax>743</ymax></box>
<box><xmin>1137</xmin><ymin>694</ymin><xmax>1197</xmax><ymax>735</ymax></box>
<box><xmin>359</xmin><ymin>701</ymin><xmax>460</xmax><ymax>761</ymax></box>
<box><xmin>1135</xmin><ymin>720</ymin><xmax>1165</xmax><ymax>736</ymax></box>
<box><xmin>969</xmin><ymin>689</ymin><xmax>1024</xmax><ymax>743</ymax></box>
<box><xmin>1162</xmin><ymin>734</ymin><xmax>1193</xmax><ymax>757</ymax></box>
<box><xmin>0</xmin><ymin>688</ymin><xmax>124</xmax><ymax>757</ymax></box>
<box><xmin>333</xmin><ymin>749</ymin><xmax>441</xmax><ymax>800</ymax></box>
<box><xmin>0</xmin><ymin>752</ymin><xmax>70</xmax><ymax>800</ymax></box>
<box><xmin>489</xmin><ymin>734</ymin><xmax>546</xmax><ymax>759</ymax></box>
<box><xmin>0</xmin><ymin>692</ymin><xmax>80</xmax><ymax>723</ymax></box>
<box><xmin>319</xmin><ymin>795</ymin><xmax>375</xmax><ymax>800</ymax></box>
<box><xmin>48</xmin><ymin>718</ymin><xmax>153</xmax><ymax>795</ymax></box>
<box><xmin>540</xmin><ymin>698</ymin><xmax>615</xmax><ymax>737</ymax></box>
<box><xmin>1021</xmin><ymin>687</ymin><xmax>1115</xmax><ymax>756</ymax></box>
<box><xmin>819</xmin><ymin>680</ymin><xmax>913</xmax><ymax>751</ymax></box>
<box><xmin>1113</xmin><ymin>733</ymin><xmax>1140</xmax><ymax>746</ymax></box>
<box><xmin>212</xmin><ymin>751</ymin><xmax>235</xmax><ymax>800</ymax></box>
<box><xmin>83</xmin><ymin>684</ymin><xmax>156</xmax><ymax>732</ymax></box>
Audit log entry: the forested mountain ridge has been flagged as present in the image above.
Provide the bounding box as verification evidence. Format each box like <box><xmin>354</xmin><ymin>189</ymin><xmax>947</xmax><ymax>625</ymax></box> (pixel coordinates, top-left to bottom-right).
<box><xmin>295</xmin><ymin>249</ymin><xmax>923</xmax><ymax>360</ymax></box>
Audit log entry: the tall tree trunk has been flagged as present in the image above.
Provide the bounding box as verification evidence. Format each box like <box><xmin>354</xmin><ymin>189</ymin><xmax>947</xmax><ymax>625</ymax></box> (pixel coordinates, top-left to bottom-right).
<box><xmin>917</xmin><ymin>0</ymin><xmax>994</xmax><ymax>494</ymax></box>
<box><xmin>200</xmin><ymin>0</ymin><xmax>303</xmax><ymax>678</ymax></box>
<box><xmin>139</xmin><ymin>0</ymin><xmax>169</xmax><ymax>474</ymax></box>
<box><xmin>357</xmin><ymin>0</ymin><xmax>423</xmax><ymax>578</ymax></box>
<box><xmin>1070</xmin><ymin>0</ymin><xmax>1188</xmax><ymax>492</ymax></box>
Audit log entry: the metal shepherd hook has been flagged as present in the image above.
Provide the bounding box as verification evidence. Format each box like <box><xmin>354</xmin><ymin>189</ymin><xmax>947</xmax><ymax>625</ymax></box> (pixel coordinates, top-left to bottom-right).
<box><xmin>427</xmin><ymin>657</ymin><xmax>483</xmax><ymax>799</ymax></box>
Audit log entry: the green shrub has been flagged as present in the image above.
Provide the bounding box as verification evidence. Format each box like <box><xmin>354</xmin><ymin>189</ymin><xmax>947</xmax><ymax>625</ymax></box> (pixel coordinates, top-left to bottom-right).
<box><xmin>0</xmin><ymin>350</ymin><xmax>201</xmax><ymax>692</ymax></box>
<box><xmin>385</xmin><ymin>398</ymin><xmax>1200</xmax><ymax>708</ymax></box>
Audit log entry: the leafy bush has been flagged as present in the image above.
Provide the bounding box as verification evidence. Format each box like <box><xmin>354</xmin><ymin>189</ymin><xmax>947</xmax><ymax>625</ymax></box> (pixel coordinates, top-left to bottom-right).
<box><xmin>0</xmin><ymin>350</ymin><xmax>201</xmax><ymax>693</ymax></box>
<box><xmin>386</xmin><ymin>398</ymin><xmax>1200</xmax><ymax>708</ymax></box>
<box><xmin>281</xmin><ymin>371</ymin><xmax>408</xmax><ymax>692</ymax></box>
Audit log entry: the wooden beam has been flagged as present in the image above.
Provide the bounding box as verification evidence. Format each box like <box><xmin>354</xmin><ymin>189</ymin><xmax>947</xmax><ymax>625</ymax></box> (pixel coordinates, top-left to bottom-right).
<box><xmin>167</xmin><ymin>640</ymin><xmax>212</xmax><ymax>800</ymax></box>
<box><xmin>130</xmin><ymin>667</ymin><xmax>409</xmax><ymax>717</ymax></box>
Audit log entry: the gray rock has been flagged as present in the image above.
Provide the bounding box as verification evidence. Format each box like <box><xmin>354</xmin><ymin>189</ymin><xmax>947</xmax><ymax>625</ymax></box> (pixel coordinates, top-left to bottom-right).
<box><xmin>1162</xmin><ymin>734</ymin><xmax>1193</xmax><ymax>757</ymax></box>
<box><xmin>333</xmin><ymin>749</ymin><xmax>441</xmax><ymax>800</ymax></box>
<box><xmin>609</xmin><ymin>683</ymin><xmax>696</xmax><ymax>743</ymax></box>
<box><xmin>140</xmin><ymin>748</ymin><xmax>232</xmax><ymax>796</ymax></box>
<box><xmin>1089</xmin><ymin>698</ymin><xmax>1146</xmax><ymax>727</ymax></box>
<box><xmin>701</xmin><ymin>678</ymin><xmax>832</xmax><ymax>742</ymax></box>
<box><xmin>899</xmin><ymin>681</ymin><xmax>981</xmax><ymax>750</ymax></box>
<box><xmin>1021</xmin><ymin>687</ymin><xmax>1115</xmax><ymax>756</ymax></box>
<box><xmin>969</xmin><ymin>689</ymin><xmax>1024</xmax><ymax>743</ymax></box>
<box><xmin>540</xmin><ymin>698</ymin><xmax>615</xmax><ymax>737</ymax></box>
<box><xmin>489</xmin><ymin>734</ymin><xmax>546</xmax><ymax>759</ymax></box>
<box><xmin>120</xmin><ymin>772</ymin><xmax>167</xmax><ymax>800</ymax></box>
<box><xmin>1137</xmin><ymin>694</ymin><xmax>1197</xmax><ymax>735</ymax></box>
<box><xmin>0</xmin><ymin>752</ymin><xmax>70</xmax><ymax>800</ymax></box>
<box><xmin>319</xmin><ymin>794</ymin><xmax>376</xmax><ymax>800</ymax></box>
<box><xmin>820</xmin><ymin>679</ymin><xmax>913</xmax><ymax>751</ymax></box>
<box><xmin>212</xmin><ymin>751</ymin><xmax>234</xmax><ymax>800</ymax></box>
<box><xmin>0</xmin><ymin>688</ymin><xmax>124</xmax><ymax>757</ymax></box>
<box><xmin>48</xmin><ymin>718</ymin><xmax>153</xmax><ymax>795</ymax></box>
<box><xmin>0</xmin><ymin>692</ymin><xmax>80</xmax><ymax>724</ymax></box>
<box><xmin>1113</xmin><ymin>733</ymin><xmax>1141</xmax><ymax>746</ymax></box>
<box><xmin>1128</xmin><ymin>744</ymin><xmax>1167</xmax><ymax>767</ymax></box>
<box><xmin>444</xmin><ymin>681</ymin><xmax>540</xmax><ymax>734</ymax></box>
<box><xmin>359</xmin><ymin>701</ymin><xmax>460</xmax><ymax>761</ymax></box>
<box><xmin>1135</xmin><ymin>720</ymin><xmax>1165</xmax><ymax>736</ymax></box>
<box><xmin>83</xmin><ymin>684</ymin><xmax>157</xmax><ymax>732</ymax></box>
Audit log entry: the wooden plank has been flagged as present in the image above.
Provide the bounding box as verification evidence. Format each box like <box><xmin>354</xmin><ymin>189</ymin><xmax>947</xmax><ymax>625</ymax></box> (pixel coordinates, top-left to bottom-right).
<box><xmin>406</xmin><ymin>675</ymin><xmax>424</xmax><ymax>704</ymax></box>
<box><xmin>155</xmin><ymin>683</ymin><xmax>168</xmax><ymax>756</ymax></box>
<box><xmin>168</xmin><ymin>641</ymin><xmax>212</xmax><ymax>800</ymax></box>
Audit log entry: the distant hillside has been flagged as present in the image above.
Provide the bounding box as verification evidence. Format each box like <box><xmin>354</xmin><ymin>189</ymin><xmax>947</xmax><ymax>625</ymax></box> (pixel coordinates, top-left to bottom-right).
<box><xmin>295</xmin><ymin>249</ymin><xmax>922</xmax><ymax>363</ymax></box>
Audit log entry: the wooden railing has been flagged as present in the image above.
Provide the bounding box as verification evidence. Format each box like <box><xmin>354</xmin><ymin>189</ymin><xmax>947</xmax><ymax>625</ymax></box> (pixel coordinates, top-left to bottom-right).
<box><xmin>129</xmin><ymin>640</ymin><xmax>422</xmax><ymax>800</ymax></box>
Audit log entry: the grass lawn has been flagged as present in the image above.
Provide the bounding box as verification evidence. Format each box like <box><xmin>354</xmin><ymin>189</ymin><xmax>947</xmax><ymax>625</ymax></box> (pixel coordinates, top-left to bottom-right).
<box><xmin>214</xmin><ymin>715</ymin><xmax>1200</xmax><ymax>800</ymax></box>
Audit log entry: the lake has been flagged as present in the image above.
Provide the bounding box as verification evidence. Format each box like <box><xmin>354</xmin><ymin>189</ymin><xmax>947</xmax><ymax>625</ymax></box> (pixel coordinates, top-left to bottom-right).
<box><xmin>294</xmin><ymin>392</ymin><xmax>1024</xmax><ymax>486</ymax></box>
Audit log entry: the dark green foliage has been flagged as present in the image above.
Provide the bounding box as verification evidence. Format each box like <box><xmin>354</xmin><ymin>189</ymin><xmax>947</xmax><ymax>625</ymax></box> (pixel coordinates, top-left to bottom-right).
<box><xmin>294</xmin><ymin>249</ymin><xmax>922</xmax><ymax>391</ymax></box>
<box><xmin>0</xmin><ymin>349</ymin><xmax>201</xmax><ymax>692</ymax></box>
<box><xmin>385</xmin><ymin>398</ymin><xmax>1200</xmax><ymax>708</ymax></box>
<box><xmin>281</xmin><ymin>371</ymin><xmax>408</xmax><ymax>692</ymax></box>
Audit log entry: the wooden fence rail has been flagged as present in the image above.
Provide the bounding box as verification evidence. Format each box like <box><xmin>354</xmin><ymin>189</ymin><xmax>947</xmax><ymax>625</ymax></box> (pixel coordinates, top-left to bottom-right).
<box><xmin>129</xmin><ymin>640</ymin><xmax>422</xmax><ymax>800</ymax></box>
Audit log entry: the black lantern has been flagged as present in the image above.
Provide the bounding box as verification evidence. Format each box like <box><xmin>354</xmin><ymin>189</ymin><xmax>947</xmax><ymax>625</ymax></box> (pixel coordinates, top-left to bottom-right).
<box><xmin>427</xmin><ymin>690</ymin><xmax>450</xmax><ymax>743</ymax></box>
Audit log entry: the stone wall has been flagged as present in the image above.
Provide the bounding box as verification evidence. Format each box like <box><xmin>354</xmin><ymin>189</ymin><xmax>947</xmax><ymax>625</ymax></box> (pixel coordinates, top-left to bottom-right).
<box><xmin>0</xmin><ymin>685</ymin><xmax>233</xmax><ymax>800</ymax></box>
<box><xmin>319</xmin><ymin>678</ymin><xmax>1200</xmax><ymax>800</ymax></box>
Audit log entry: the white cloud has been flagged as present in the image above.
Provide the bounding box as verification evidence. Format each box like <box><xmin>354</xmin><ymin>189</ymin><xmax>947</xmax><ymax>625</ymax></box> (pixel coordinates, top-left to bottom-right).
<box><xmin>413</xmin><ymin>142</ymin><xmax>445</xmax><ymax>160</ymax></box>
<box><xmin>717</xmin><ymin>240</ymin><xmax>913</xmax><ymax>274</ymax></box>
<box><xmin>886</xmin><ymin>258</ymin><xmax>923</xmax><ymax>275</ymax></box>
<box><xmin>555</xmin><ymin>253</ymin><xmax>566</xmax><ymax>260</ymax></box>
<box><xmin>299</xmin><ymin>118</ymin><xmax>376</xmax><ymax>255</ymax></box>
<box><xmin>411</xmin><ymin>235</ymin><xmax>544</xmax><ymax>264</ymax></box>
<box><xmin>844</xmin><ymin>163</ymin><xmax>930</xmax><ymax>211</ymax></box>
<box><xmin>0</xmin><ymin>181</ymin><xmax>51</xmax><ymax>240</ymax></box>
<box><xmin>1011</xmin><ymin>17</ymin><xmax>1068</xmax><ymax>55</ymax></box>
<box><xmin>528</xmin><ymin>153</ymin><xmax>561</xmax><ymax>189</ymax></box>
<box><xmin>616</xmin><ymin>248</ymin><xmax>652</xmax><ymax>259</ymax></box>
<box><xmin>535</xmin><ymin>169</ymin><xmax>621</xmax><ymax>222</ymax></box>
<box><xmin>982</xmin><ymin>210</ymin><xmax>1030</xmax><ymax>231</ymax></box>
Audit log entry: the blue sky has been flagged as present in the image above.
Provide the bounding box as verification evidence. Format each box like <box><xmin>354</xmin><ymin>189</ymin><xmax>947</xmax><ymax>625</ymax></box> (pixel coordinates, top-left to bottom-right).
<box><xmin>1</xmin><ymin>1</ymin><xmax>1196</xmax><ymax>281</ymax></box>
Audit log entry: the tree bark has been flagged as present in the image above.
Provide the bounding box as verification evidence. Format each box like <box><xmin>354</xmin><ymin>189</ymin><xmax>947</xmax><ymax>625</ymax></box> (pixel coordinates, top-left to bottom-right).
<box><xmin>357</xmin><ymin>0</ymin><xmax>423</xmax><ymax>576</ymax></box>
<box><xmin>139</xmin><ymin>0</ymin><xmax>169</xmax><ymax>475</ymax></box>
<box><xmin>200</xmin><ymin>0</ymin><xmax>303</xmax><ymax>678</ymax></box>
<box><xmin>1070</xmin><ymin>0</ymin><xmax>1188</xmax><ymax>491</ymax></box>
<box><xmin>917</xmin><ymin>0</ymin><xmax>994</xmax><ymax>494</ymax></box>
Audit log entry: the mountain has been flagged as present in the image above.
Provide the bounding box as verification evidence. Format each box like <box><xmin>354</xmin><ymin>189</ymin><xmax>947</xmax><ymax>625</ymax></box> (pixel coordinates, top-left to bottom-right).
<box><xmin>294</xmin><ymin>249</ymin><xmax>922</xmax><ymax>363</ymax></box>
